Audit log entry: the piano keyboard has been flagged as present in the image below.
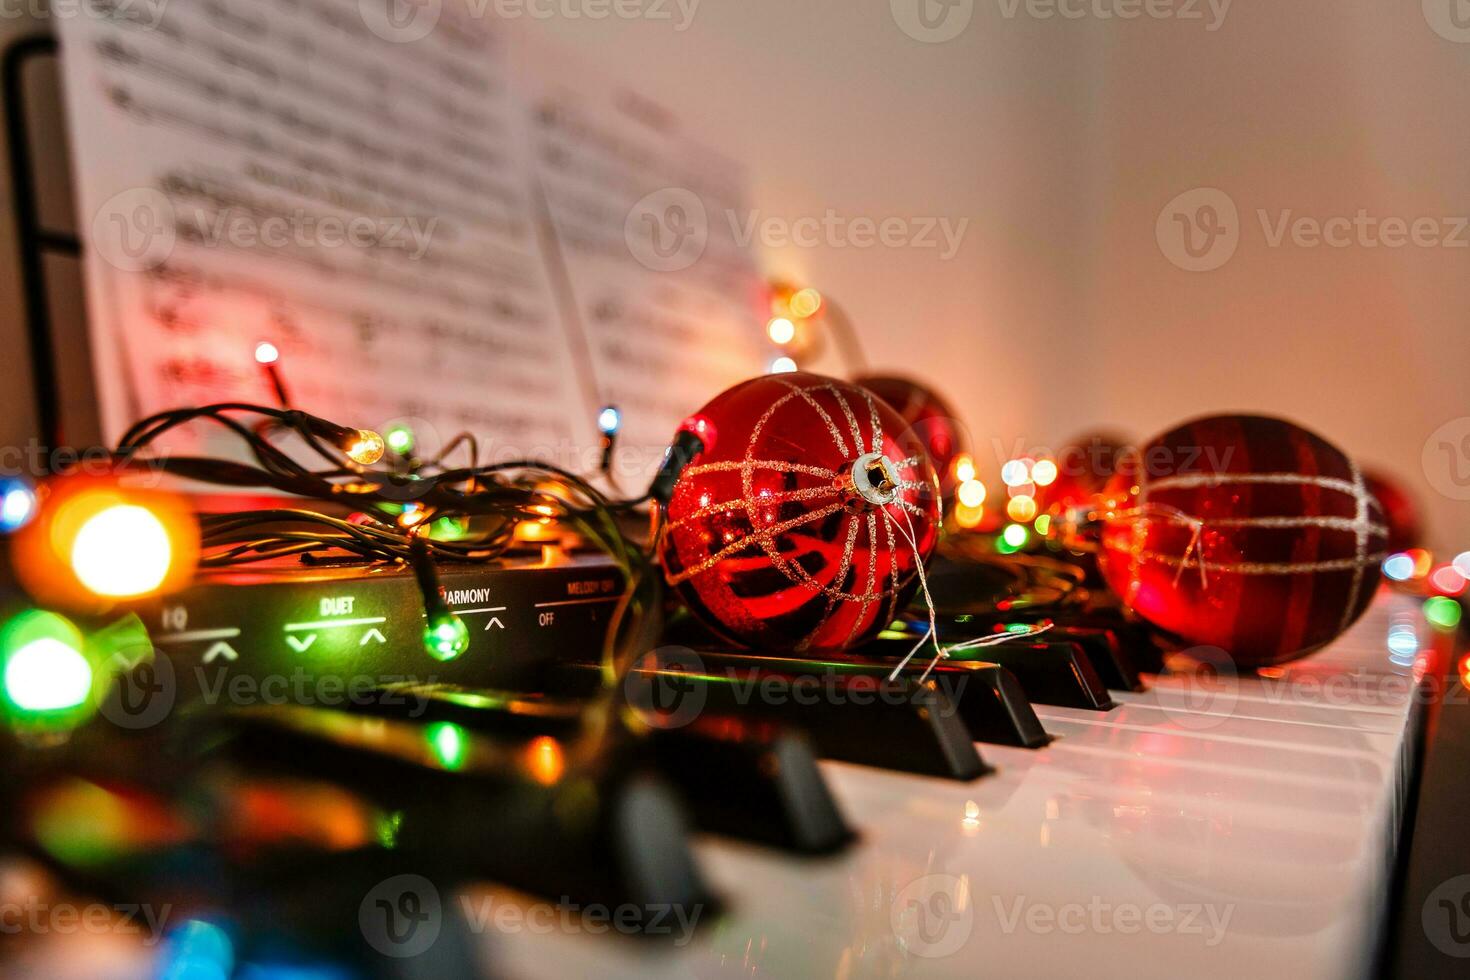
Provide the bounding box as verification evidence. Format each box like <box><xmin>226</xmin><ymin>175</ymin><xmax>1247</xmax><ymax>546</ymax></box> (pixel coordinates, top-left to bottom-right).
<box><xmin>480</xmin><ymin>591</ymin><xmax>1433</xmax><ymax>980</ymax></box>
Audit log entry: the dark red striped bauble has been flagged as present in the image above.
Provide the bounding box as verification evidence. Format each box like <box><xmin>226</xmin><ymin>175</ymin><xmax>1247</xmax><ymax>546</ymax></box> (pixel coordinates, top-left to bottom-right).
<box><xmin>1097</xmin><ymin>415</ymin><xmax>1387</xmax><ymax>668</ymax></box>
<box><xmin>660</xmin><ymin>373</ymin><xmax>941</xmax><ymax>651</ymax></box>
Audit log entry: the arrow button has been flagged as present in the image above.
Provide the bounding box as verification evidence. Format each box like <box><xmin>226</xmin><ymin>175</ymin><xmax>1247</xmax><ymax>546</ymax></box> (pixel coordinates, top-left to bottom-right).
<box><xmin>286</xmin><ymin>634</ymin><xmax>317</xmax><ymax>653</ymax></box>
<box><xmin>360</xmin><ymin>628</ymin><xmax>387</xmax><ymax>645</ymax></box>
<box><xmin>485</xmin><ymin>616</ymin><xmax>505</xmax><ymax>631</ymax></box>
<box><xmin>203</xmin><ymin>641</ymin><xmax>238</xmax><ymax>663</ymax></box>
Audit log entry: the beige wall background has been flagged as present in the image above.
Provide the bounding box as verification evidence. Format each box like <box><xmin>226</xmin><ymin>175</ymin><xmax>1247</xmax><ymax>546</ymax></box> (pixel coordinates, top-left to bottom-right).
<box><xmin>531</xmin><ymin>0</ymin><xmax>1470</xmax><ymax>553</ymax></box>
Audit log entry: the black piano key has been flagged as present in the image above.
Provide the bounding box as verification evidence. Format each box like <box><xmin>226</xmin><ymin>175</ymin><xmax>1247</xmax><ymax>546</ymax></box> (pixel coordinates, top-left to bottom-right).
<box><xmin>867</xmin><ymin>638</ymin><xmax>1115</xmax><ymax>711</ymax></box>
<box><xmin>614</xmin><ymin>663</ymin><xmax>990</xmax><ymax>781</ymax></box>
<box><xmin>649</xmin><ymin>718</ymin><xmax>853</xmax><ymax>854</ymax></box>
<box><xmin>350</xmin><ymin>685</ymin><xmax>855</xmax><ymax>856</ymax></box>
<box><xmin>586</xmin><ymin>650</ymin><xmax>1049</xmax><ymax>749</ymax></box>
<box><xmin>1059</xmin><ymin>627</ymin><xmax>1144</xmax><ymax>692</ymax></box>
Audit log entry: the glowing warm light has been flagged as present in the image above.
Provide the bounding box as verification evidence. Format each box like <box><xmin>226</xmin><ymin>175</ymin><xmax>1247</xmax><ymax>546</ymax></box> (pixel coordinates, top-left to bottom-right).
<box><xmin>962</xmin><ymin>799</ymin><xmax>981</xmax><ymax>831</ymax></box>
<box><xmin>526</xmin><ymin>736</ymin><xmax>565</xmax><ymax>785</ymax></box>
<box><xmin>11</xmin><ymin>479</ymin><xmax>197</xmax><ymax>608</ymax></box>
<box><xmin>1006</xmin><ymin>495</ymin><xmax>1037</xmax><ymax>522</ymax></box>
<box><xmin>954</xmin><ymin>503</ymin><xmax>984</xmax><ymax>529</ymax></box>
<box><xmin>384</xmin><ymin>424</ymin><xmax>415</xmax><ymax>455</ymax></box>
<box><xmin>952</xmin><ymin>455</ymin><xmax>976</xmax><ymax>484</ymax></box>
<box><xmin>957</xmin><ymin>479</ymin><xmax>987</xmax><ymax>508</ymax></box>
<box><xmin>71</xmin><ymin>505</ymin><xmax>172</xmax><ymax>598</ymax></box>
<box><xmin>789</xmin><ymin>287</ymin><xmax>823</xmax><ymax>318</ymax></box>
<box><xmin>767</xmin><ymin>317</ymin><xmax>796</xmax><ymax>345</ymax></box>
<box><xmin>1424</xmin><ymin>596</ymin><xmax>1462</xmax><ymax>630</ymax></box>
<box><xmin>1000</xmin><ymin>459</ymin><xmax>1029</xmax><ymax>487</ymax></box>
<box><xmin>597</xmin><ymin>406</ymin><xmax>622</xmax><ymax>435</ymax></box>
<box><xmin>1407</xmin><ymin>549</ymin><xmax>1433</xmax><ymax>578</ymax></box>
<box><xmin>0</xmin><ymin>480</ymin><xmax>36</xmax><ymax>532</ymax></box>
<box><xmin>1031</xmin><ymin>459</ymin><xmax>1058</xmax><ymax>486</ymax></box>
<box><xmin>1382</xmin><ymin>553</ymin><xmax>1415</xmax><ymax>582</ymax></box>
<box><xmin>345</xmin><ymin>429</ymin><xmax>386</xmax><ymax>465</ymax></box>
<box><xmin>423</xmin><ymin>613</ymin><xmax>470</xmax><ymax>662</ymax></box>
<box><xmin>253</xmin><ymin>341</ymin><xmax>280</xmax><ymax>364</ymax></box>
<box><xmin>426</xmin><ymin>722</ymin><xmax>469</xmax><ymax>771</ymax></box>
<box><xmin>1430</xmin><ymin>565</ymin><xmax>1467</xmax><ymax>596</ymax></box>
<box><xmin>398</xmin><ymin>503</ymin><xmax>428</xmax><ymax>529</ymax></box>
<box><xmin>4</xmin><ymin>637</ymin><xmax>91</xmax><ymax>713</ymax></box>
<box><xmin>770</xmin><ymin>356</ymin><xmax>798</xmax><ymax>374</ymax></box>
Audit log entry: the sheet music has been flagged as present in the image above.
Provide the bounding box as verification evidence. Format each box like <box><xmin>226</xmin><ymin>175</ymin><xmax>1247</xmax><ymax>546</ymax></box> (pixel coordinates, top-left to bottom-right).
<box><xmin>55</xmin><ymin>0</ymin><xmax>596</xmax><ymax>462</ymax></box>
<box><xmin>520</xmin><ymin>39</ymin><xmax>766</xmax><ymax>483</ymax></box>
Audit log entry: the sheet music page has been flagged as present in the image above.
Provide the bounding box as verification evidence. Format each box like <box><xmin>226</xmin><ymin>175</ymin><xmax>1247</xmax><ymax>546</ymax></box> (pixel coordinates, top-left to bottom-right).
<box><xmin>54</xmin><ymin>1</ymin><xmax>594</xmax><ymax>462</ymax></box>
<box><xmin>517</xmin><ymin>39</ymin><xmax>766</xmax><ymax>485</ymax></box>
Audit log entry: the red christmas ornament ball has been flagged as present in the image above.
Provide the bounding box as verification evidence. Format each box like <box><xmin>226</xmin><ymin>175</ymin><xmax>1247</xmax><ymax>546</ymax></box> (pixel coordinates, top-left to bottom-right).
<box><xmin>1097</xmin><ymin>415</ymin><xmax>1387</xmax><ymax>668</ymax></box>
<box><xmin>661</xmin><ymin>372</ymin><xmax>941</xmax><ymax>651</ymax></box>
<box><xmin>1362</xmin><ymin>468</ymin><xmax>1423</xmax><ymax>552</ymax></box>
<box><xmin>854</xmin><ymin>375</ymin><xmax>966</xmax><ymax>482</ymax></box>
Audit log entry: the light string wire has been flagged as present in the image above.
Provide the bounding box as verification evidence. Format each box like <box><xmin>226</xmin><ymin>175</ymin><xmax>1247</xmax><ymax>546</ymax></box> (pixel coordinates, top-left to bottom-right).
<box><xmin>107</xmin><ymin>403</ymin><xmax>658</xmax><ymax>758</ymax></box>
<box><xmin>882</xmin><ymin>505</ymin><xmax>1053</xmax><ymax>683</ymax></box>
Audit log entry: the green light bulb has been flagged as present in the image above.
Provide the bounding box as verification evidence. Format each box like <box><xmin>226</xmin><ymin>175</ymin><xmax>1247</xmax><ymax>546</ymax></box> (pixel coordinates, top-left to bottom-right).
<box><xmin>1425</xmin><ymin>596</ymin><xmax>1463</xmax><ymax>631</ymax></box>
<box><xmin>385</xmin><ymin>424</ymin><xmax>415</xmax><ymax>456</ymax></box>
<box><xmin>423</xmin><ymin>613</ymin><xmax>470</xmax><ymax>662</ymax></box>
<box><xmin>425</xmin><ymin>722</ymin><xmax>469</xmax><ymax>771</ymax></box>
<box><xmin>0</xmin><ymin>609</ymin><xmax>99</xmax><ymax>731</ymax></box>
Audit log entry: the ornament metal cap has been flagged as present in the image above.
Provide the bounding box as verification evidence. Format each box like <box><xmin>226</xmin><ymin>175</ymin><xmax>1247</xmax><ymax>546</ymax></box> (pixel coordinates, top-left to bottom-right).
<box><xmin>848</xmin><ymin>452</ymin><xmax>902</xmax><ymax>506</ymax></box>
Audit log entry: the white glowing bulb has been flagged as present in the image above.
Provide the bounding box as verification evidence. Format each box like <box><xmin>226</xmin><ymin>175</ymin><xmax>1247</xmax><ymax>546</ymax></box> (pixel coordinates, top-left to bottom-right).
<box><xmin>767</xmin><ymin>317</ymin><xmax>796</xmax><ymax>345</ymax></box>
<box><xmin>254</xmin><ymin>341</ymin><xmax>280</xmax><ymax>365</ymax></box>
<box><xmin>770</xmin><ymin>356</ymin><xmax>798</xmax><ymax>374</ymax></box>
<box><xmin>4</xmin><ymin>638</ymin><xmax>92</xmax><ymax>712</ymax></box>
<box><xmin>957</xmin><ymin>480</ymin><xmax>986</xmax><ymax>508</ymax></box>
<box><xmin>70</xmin><ymin>505</ymin><xmax>173</xmax><ymax>597</ymax></box>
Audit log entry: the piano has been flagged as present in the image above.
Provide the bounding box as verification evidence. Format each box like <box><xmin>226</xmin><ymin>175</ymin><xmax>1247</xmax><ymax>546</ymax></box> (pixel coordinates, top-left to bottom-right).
<box><xmin>461</xmin><ymin>589</ymin><xmax>1458</xmax><ymax>980</ymax></box>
